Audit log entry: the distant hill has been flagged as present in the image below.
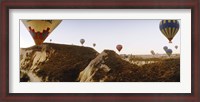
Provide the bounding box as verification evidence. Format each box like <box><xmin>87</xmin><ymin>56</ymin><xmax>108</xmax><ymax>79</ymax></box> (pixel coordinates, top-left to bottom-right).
<box><xmin>20</xmin><ymin>43</ymin><xmax>180</xmax><ymax>82</ymax></box>
<box><xmin>120</xmin><ymin>54</ymin><xmax>180</xmax><ymax>60</ymax></box>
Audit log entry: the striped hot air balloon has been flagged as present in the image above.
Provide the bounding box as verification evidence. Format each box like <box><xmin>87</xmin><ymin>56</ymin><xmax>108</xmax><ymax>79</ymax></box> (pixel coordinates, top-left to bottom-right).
<box><xmin>22</xmin><ymin>20</ymin><xmax>62</xmax><ymax>45</ymax></box>
<box><xmin>159</xmin><ymin>20</ymin><xmax>179</xmax><ymax>43</ymax></box>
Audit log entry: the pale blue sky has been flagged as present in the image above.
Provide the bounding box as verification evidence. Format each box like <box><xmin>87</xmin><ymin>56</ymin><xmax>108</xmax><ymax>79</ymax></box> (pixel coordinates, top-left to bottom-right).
<box><xmin>20</xmin><ymin>20</ymin><xmax>180</xmax><ymax>55</ymax></box>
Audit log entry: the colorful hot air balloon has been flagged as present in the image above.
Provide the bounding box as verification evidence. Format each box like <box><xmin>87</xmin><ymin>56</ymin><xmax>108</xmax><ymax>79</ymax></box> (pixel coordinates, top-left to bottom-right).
<box><xmin>175</xmin><ymin>45</ymin><xmax>178</xmax><ymax>49</ymax></box>
<box><xmin>166</xmin><ymin>49</ymin><xmax>173</xmax><ymax>56</ymax></box>
<box><xmin>93</xmin><ymin>43</ymin><xmax>96</xmax><ymax>47</ymax></box>
<box><xmin>151</xmin><ymin>50</ymin><xmax>155</xmax><ymax>55</ymax></box>
<box><xmin>116</xmin><ymin>44</ymin><xmax>123</xmax><ymax>52</ymax></box>
<box><xmin>159</xmin><ymin>20</ymin><xmax>179</xmax><ymax>43</ymax></box>
<box><xmin>80</xmin><ymin>39</ymin><xmax>85</xmax><ymax>45</ymax></box>
<box><xmin>22</xmin><ymin>20</ymin><xmax>62</xmax><ymax>45</ymax></box>
<box><xmin>163</xmin><ymin>46</ymin><xmax>168</xmax><ymax>51</ymax></box>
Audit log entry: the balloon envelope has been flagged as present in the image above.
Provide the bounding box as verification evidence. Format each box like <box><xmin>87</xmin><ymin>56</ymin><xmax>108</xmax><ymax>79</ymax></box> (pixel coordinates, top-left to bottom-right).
<box><xmin>159</xmin><ymin>20</ymin><xmax>179</xmax><ymax>43</ymax></box>
<box><xmin>22</xmin><ymin>20</ymin><xmax>62</xmax><ymax>45</ymax></box>
<box><xmin>80</xmin><ymin>39</ymin><xmax>85</xmax><ymax>45</ymax></box>
<box><xmin>116</xmin><ymin>44</ymin><xmax>123</xmax><ymax>52</ymax></box>
<box><xmin>166</xmin><ymin>49</ymin><xmax>173</xmax><ymax>56</ymax></box>
<box><xmin>151</xmin><ymin>50</ymin><xmax>155</xmax><ymax>55</ymax></box>
<box><xmin>93</xmin><ymin>43</ymin><xmax>96</xmax><ymax>47</ymax></box>
<box><xmin>163</xmin><ymin>46</ymin><xmax>168</xmax><ymax>51</ymax></box>
<box><xmin>175</xmin><ymin>45</ymin><xmax>178</xmax><ymax>49</ymax></box>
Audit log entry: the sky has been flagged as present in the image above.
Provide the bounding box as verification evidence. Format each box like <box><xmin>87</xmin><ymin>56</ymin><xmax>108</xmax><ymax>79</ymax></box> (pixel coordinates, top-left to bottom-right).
<box><xmin>20</xmin><ymin>20</ymin><xmax>180</xmax><ymax>55</ymax></box>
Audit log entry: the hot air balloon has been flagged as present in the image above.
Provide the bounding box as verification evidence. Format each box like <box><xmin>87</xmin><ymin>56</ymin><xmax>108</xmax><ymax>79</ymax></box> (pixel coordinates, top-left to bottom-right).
<box><xmin>116</xmin><ymin>44</ymin><xmax>123</xmax><ymax>52</ymax></box>
<box><xmin>22</xmin><ymin>20</ymin><xmax>62</xmax><ymax>45</ymax></box>
<box><xmin>80</xmin><ymin>39</ymin><xmax>85</xmax><ymax>45</ymax></box>
<box><xmin>163</xmin><ymin>46</ymin><xmax>168</xmax><ymax>52</ymax></box>
<box><xmin>151</xmin><ymin>50</ymin><xmax>155</xmax><ymax>55</ymax></box>
<box><xmin>166</xmin><ymin>49</ymin><xmax>173</xmax><ymax>56</ymax></box>
<box><xmin>159</xmin><ymin>20</ymin><xmax>179</xmax><ymax>43</ymax></box>
<box><xmin>175</xmin><ymin>45</ymin><xmax>178</xmax><ymax>49</ymax></box>
<box><xmin>93</xmin><ymin>43</ymin><xmax>96</xmax><ymax>47</ymax></box>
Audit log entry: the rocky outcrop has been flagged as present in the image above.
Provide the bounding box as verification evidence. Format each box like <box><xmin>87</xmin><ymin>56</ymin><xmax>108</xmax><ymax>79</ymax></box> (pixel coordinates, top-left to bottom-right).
<box><xmin>20</xmin><ymin>43</ymin><xmax>98</xmax><ymax>82</ymax></box>
<box><xmin>78</xmin><ymin>50</ymin><xmax>142</xmax><ymax>82</ymax></box>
